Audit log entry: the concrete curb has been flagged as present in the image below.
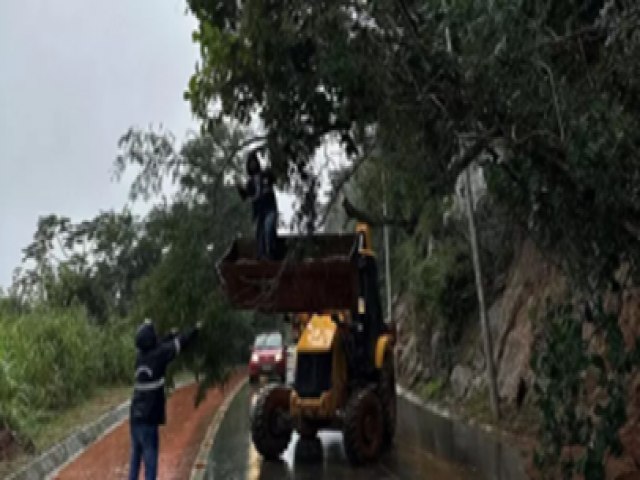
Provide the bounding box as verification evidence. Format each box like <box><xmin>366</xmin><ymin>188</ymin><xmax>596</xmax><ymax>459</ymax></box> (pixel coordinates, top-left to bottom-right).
<box><xmin>397</xmin><ymin>385</ymin><xmax>529</xmax><ymax>479</ymax></box>
<box><xmin>8</xmin><ymin>400</ymin><xmax>131</xmax><ymax>480</ymax></box>
<box><xmin>189</xmin><ymin>377</ymin><xmax>248</xmax><ymax>480</ymax></box>
<box><xmin>9</xmin><ymin>380</ymin><xmax>194</xmax><ymax>480</ymax></box>
<box><xmin>398</xmin><ymin>385</ymin><xmax>508</xmax><ymax>439</ymax></box>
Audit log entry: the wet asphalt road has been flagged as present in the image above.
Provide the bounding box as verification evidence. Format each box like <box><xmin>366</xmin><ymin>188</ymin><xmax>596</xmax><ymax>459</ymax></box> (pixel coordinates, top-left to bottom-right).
<box><xmin>203</xmin><ymin>383</ymin><xmax>480</xmax><ymax>480</ymax></box>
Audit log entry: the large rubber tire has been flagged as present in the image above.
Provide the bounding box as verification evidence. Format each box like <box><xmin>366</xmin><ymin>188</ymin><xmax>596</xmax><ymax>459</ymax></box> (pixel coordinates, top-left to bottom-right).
<box><xmin>378</xmin><ymin>350</ymin><xmax>397</xmax><ymax>448</ymax></box>
<box><xmin>251</xmin><ymin>384</ymin><xmax>292</xmax><ymax>461</ymax></box>
<box><xmin>343</xmin><ymin>386</ymin><xmax>385</xmax><ymax>465</ymax></box>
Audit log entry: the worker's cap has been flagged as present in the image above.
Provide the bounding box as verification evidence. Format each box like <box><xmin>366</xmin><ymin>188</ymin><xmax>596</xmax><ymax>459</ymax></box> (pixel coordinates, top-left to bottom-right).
<box><xmin>136</xmin><ymin>318</ymin><xmax>157</xmax><ymax>351</ymax></box>
<box><xmin>137</xmin><ymin>318</ymin><xmax>153</xmax><ymax>332</ymax></box>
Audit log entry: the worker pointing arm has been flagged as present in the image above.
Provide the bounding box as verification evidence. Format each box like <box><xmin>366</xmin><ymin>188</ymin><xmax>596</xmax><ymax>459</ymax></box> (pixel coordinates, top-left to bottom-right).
<box><xmin>128</xmin><ymin>319</ymin><xmax>201</xmax><ymax>480</ymax></box>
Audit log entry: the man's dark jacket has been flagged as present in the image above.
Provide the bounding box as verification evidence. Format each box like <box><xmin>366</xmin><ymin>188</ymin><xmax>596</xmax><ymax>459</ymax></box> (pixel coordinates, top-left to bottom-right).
<box><xmin>130</xmin><ymin>322</ymin><xmax>197</xmax><ymax>425</ymax></box>
<box><xmin>240</xmin><ymin>170</ymin><xmax>277</xmax><ymax>220</ymax></box>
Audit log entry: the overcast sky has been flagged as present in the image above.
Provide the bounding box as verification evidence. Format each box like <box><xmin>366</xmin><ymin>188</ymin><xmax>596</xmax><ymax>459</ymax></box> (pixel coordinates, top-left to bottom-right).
<box><xmin>0</xmin><ymin>1</ymin><xmax>199</xmax><ymax>288</ymax></box>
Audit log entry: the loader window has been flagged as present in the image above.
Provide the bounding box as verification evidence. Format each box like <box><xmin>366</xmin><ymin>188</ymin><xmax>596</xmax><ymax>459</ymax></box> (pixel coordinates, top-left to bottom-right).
<box><xmin>295</xmin><ymin>352</ymin><xmax>332</xmax><ymax>398</ymax></box>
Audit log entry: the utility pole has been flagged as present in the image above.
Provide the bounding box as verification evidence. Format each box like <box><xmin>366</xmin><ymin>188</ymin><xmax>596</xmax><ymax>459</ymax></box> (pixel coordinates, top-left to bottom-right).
<box><xmin>463</xmin><ymin>168</ymin><xmax>500</xmax><ymax>419</ymax></box>
<box><xmin>442</xmin><ymin>0</ymin><xmax>500</xmax><ymax>419</ymax></box>
<box><xmin>382</xmin><ymin>170</ymin><xmax>392</xmax><ymax>323</ymax></box>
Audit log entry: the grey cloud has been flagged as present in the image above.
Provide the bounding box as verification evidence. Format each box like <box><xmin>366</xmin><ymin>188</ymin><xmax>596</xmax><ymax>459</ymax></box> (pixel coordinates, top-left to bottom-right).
<box><xmin>0</xmin><ymin>0</ymin><xmax>198</xmax><ymax>287</ymax></box>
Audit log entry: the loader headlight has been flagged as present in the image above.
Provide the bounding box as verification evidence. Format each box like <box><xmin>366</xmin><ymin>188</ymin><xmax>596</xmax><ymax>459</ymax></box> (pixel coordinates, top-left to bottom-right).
<box><xmin>275</xmin><ymin>351</ymin><xmax>282</xmax><ymax>362</ymax></box>
<box><xmin>251</xmin><ymin>352</ymin><xmax>259</xmax><ymax>363</ymax></box>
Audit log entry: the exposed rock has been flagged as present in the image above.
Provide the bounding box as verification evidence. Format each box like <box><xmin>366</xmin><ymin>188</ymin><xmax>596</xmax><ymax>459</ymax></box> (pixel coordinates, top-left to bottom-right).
<box><xmin>394</xmin><ymin>296</ymin><xmax>416</xmax><ymax>384</ymax></box>
<box><xmin>0</xmin><ymin>428</ymin><xmax>19</xmax><ymax>462</ymax></box>
<box><xmin>619</xmin><ymin>287</ymin><xmax>640</xmax><ymax>351</ymax></box>
<box><xmin>600</xmin><ymin>288</ymin><xmax>640</xmax><ymax>473</ymax></box>
<box><xmin>488</xmin><ymin>240</ymin><xmax>565</xmax><ymax>404</ymax></box>
<box><xmin>470</xmin><ymin>374</ymin><xmax>485</xmax><ymax>394</ymax></box>
<box><xmin>471</xmin><ymin>348</ymin><xmax>485</xmax><ymax>372</ymax></box>
<box><xmin>392</xmin><ymin>293</ymin><xmax>410</xmax><ymax>328</ymax></box>
<box><xmin>395</xmin><ymin>295</ymin><xmax>433</xmax><ymax>386</ymax></box>
<box><xmin>487</xmin><ymin>297</ymin><xmax>503</xmax><ymax>348</ymax></box>
<box><xmin>616</xmin><ymin>369</ymin><xmax>640</xmax><ymax>473</ymax></box>
<box><xmin>489</xmin><ymin>244</ymin><xmax>640</xmax><ymax>472</ymax></box>
<box><xmin>497</xmin><ymin>309</ymin><xmax>533</xmax><ymax>403</ymax></box>
<box><xmin>431</xmin><ymin>328</ymin><xmax>448</xmax><ymax>375</ymax></box>
<box><xmin>450</xmin><ymin>364</ymin><xmax>474</xmax><ymax>399</ymax></box>
<box><xmin>605</xmin><ymin>452</ymin><xmax>638</xmax><ymax>480</ymax></box>
<box><xmin>399</xmin><ymin>234</ymin><xmax>640</xmax><ymax>473</ymax></box>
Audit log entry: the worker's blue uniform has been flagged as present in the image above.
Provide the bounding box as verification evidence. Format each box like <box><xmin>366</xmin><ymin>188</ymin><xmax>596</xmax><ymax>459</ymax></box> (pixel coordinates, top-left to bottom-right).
<box><xmin>128</xmin><ymin>321</ymin><xmax>197</xmax><ymax>480</ymax></box>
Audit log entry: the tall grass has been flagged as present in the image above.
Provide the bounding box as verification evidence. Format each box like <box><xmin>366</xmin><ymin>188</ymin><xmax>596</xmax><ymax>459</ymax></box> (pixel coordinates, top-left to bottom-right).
<box><xmin>0</xmin><ymin>307</ymin><xmax>134</xmax><ymax>443</ymax></box>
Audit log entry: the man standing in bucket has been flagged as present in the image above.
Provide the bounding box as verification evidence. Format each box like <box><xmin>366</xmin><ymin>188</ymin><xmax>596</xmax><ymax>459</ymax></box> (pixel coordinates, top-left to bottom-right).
<box><xmin>237</xmin><ymin>150</ymin><xmax>278</xmax><ymax>260</ymax></box>
<box><xmin>128</xmin><ymin>319</ymin><xmax>201</xmax><ymax>480</ymax></box>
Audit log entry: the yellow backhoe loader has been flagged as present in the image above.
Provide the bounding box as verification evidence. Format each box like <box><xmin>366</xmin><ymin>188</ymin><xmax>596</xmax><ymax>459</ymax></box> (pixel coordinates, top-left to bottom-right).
<box><xmin>218</xmin><ymin>223</ymin><xmax>396</xmax><ymax>465</ymax></box>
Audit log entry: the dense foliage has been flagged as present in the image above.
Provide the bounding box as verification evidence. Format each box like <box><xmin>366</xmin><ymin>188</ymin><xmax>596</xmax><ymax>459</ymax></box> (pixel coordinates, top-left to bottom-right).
<box><xmin>0</xmin><ymin>307</ymin><xmax>133</xmax><ymax>444</ymax></box>
<box><xmin>185</xmin><ymin>0</ymin><xmax>640</xmax><ymax>282</ymax></box>
<box><xmin>13</xmin><ymin>210</ymin><xmax>161</xmax><ymax>322</ymax></box>
<box><xmin>185</xmin><ymin>1</ymin><xmax>640</xmax><ymax>476</ymax></box>
<box><xmin>114</xmin><ymin>124</ymin><xmax>258</xmax><ymax>397</ymax></box>
<box><xmin>532</xmin><ymin>297</ymin><xmax>640</xmax><ymax>479</ymax></box>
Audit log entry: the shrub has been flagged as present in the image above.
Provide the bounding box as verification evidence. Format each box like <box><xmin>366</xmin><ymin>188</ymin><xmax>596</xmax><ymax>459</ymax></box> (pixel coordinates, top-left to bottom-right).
<box><xmin>0</xmin><ymin>307</ymin><xmax>134</xmax><ymax>442</ymax></box>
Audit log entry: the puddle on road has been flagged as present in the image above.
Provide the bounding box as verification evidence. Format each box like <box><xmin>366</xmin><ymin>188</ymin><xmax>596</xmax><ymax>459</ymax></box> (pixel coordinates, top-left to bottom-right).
<box><xmin>205</xmin><ymin>384</ymin><xmax>526</xmax><ymax>480</ymax></box>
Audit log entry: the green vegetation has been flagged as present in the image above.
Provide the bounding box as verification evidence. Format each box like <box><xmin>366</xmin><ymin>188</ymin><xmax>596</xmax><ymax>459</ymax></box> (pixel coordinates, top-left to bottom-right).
<box><xmin>532</xmin><ymin>299</ymin><xmax>640</xmax><ymax>478</ymax></box>
<box><xmin>184</xmin><ymin>1</ymin><xmax>640</xmax><ymax>477</ymax></box>
<box><xmin>418</xmin><ymin>378</ymin><xmax>445</xmax><ymax>401</ymax></box>
<box><xmin>0</xmin><ymin>307</ymin><xmax>133</xmax><ymax>444</ymax></box>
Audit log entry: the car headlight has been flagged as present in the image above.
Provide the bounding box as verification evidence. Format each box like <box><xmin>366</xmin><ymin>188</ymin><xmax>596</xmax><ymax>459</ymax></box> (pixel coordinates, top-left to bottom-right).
<box><xmin>251</xmin><ymin>352</ymin><xmax>259</xmax><ymax>363</ymax></box>
<box><xmin>275</xmin><ymin>351</ymin><xmax>282</xmax><ymax>362</ymax></box>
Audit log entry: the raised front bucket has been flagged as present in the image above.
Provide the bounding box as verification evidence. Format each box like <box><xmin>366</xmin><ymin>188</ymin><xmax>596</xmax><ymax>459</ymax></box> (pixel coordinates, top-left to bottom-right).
<box><xmin>217</xmin><ymin>234</ymin><xmax>359</xmax><ymax>312</ymax></box>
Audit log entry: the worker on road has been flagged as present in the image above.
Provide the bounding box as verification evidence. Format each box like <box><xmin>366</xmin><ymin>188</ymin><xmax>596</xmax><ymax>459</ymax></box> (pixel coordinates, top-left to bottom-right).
<box><xmin>128</xmin><ymin>319</ymin><xmax>201</xmax><ymax>480</ymax></box>
<box><xmin>236</xmin><ymin>150</ymin><xmax>278</xmax><ymax>260</ymax></box>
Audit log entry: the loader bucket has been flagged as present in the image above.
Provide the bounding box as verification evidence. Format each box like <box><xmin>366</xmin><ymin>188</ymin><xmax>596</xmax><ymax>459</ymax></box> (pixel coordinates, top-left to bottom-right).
<box><xmin>217</xmin><ymin>234</ymin><xmax>359</xmax><ymax>312</ymax></box>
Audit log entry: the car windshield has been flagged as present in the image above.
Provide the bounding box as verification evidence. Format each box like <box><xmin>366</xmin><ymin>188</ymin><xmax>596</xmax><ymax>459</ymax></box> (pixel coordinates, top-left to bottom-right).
<box><xmin>254</xmin><ymin>333</ymin><xmax>282</xmax><ymax>349</ymax></box>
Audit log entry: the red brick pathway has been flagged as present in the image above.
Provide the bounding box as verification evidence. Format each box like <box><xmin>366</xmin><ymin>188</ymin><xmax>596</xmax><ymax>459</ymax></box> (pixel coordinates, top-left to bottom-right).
<box><xmin>55</xmin><ymin>373</ymin><xmax>244</xmax><ymax>480</ymax></box>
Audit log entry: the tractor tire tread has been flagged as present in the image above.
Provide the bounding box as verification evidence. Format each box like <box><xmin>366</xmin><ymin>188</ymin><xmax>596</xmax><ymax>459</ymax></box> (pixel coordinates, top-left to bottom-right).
<box><xmin>251</xmin><ymin>384</ymin><xmax>292</xmax><ymax>461</ymax></box>
<box><xmin>378</xmin><ymin>352</ymin><xmax>397</xmax><ymax>448</ymax></box>
<box><xmin>343</xmin><ymin>385</ymin><xmax>384</xmax><ymax>466</ymax></box>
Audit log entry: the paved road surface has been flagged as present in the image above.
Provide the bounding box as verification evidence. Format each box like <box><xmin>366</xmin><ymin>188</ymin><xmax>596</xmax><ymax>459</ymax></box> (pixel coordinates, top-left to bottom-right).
<box><xmin>204</xmin><ymin>383</ymin><xmax>477</xmax><ymax>480</ymax></box>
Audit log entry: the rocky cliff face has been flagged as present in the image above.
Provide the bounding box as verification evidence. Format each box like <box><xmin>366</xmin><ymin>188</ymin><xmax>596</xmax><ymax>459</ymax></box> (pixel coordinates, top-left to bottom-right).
<box><xmin>613</xmin><ymin>289</ymin><xmax>640</xmax><ymax>476</ymax></box>
<box><xmin>397</xmin><ymin>238</ymin><xmax>640</xmax><ymax>477</ymax></box>
<box><xmin>396</xmin><ymin>239</ymin><xmax>565</xmax><ymax>405</ymax></box>
<box><xmin>488</xmin><ymin>239</ymin><xmax>565</xmax><ymax>404</ymax></box>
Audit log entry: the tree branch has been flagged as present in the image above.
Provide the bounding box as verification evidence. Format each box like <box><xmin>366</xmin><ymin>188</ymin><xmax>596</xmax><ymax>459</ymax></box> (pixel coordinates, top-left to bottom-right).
<box><xmin>318</xmin><ymin>154</ymin><xmax>367</xmax><ymax>228</ymax></box>
<box><xmin>342</xmin><ymin>196</ymin><xmax>416</xmax><ymax>231</ymax></box>
<box><xmin>536</xmin><ymin>60</ymin><xmax>565</xmax><ymax>142</ymax></box>
<box><xmin>447</xmin><ymin>130</ymin><xmax>497</xmax><ymax>178</ymax></box>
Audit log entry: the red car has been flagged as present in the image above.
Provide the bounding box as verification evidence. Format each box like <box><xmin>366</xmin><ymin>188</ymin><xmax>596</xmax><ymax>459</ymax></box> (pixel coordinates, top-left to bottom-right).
<box><xmin>249</xmin><ymin>332</ymin><xmax>286</xmax><ymax>383</ymax></box>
